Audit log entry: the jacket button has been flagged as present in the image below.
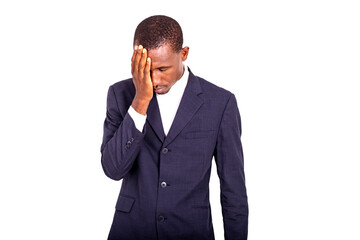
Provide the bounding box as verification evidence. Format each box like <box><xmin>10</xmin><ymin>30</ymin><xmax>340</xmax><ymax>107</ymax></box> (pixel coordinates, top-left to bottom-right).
<box><xmin>158</xmin><ymin>215</ymin><xmax>165</xmax><ymax>222</ymax></box>
<box><xmin>162</xmin><ymin>148</ymin><xmax>168</xmax><ymax>154</ymax></box>
<box><xmin>160</xmin><ymin>181</ymin><xmax>167</xmax><ymax>188</ymax></box>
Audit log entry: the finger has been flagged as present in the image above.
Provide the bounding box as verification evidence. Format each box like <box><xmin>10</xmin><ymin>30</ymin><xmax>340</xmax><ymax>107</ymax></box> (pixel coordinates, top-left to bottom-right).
<box><xmin>145</xmin><ymin>57</ymin><xmax>151</xmax><ymax>83</ymax></box>
<box><xmin>138</xmin><ymin>48</ymin><xmax>147</xmax><ymax>78</ymax></box>
<box><xmin>134</xmin><ymin>45</ymin><xmax>143</xmax><ymax>74</ymax></box>
<box><xmin>131</xmin><ymin>45</ymin><xmax>138</xmax><ymax>74</ymax></box>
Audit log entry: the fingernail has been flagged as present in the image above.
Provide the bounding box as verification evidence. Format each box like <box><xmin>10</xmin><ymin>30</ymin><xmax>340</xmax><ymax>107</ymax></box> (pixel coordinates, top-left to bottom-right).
<box><xmin>139</xmin><ymin>45</ymin><xmax>143</xmax><ymax>49</ymax></box>
<box><xmin>147</xmin><ymin>57</ymin><xmax>150</xmax><ymax>61</ymax></box>
<box><xmin>143</xmin><ymin>48</ymin><xmax>146</xmax><ymax>53</ymax></box>
<box><xmin>134</xmin><ymin>45</ymin><xmax>138</xmax><ymax>50</ymax></box>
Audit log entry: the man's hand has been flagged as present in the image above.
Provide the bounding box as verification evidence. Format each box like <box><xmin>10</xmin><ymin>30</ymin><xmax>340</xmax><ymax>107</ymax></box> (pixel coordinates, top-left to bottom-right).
<box><xmin>131</xmin><ymin>45</ymin><xmax>153</xmax><ymax>115</ymax></box>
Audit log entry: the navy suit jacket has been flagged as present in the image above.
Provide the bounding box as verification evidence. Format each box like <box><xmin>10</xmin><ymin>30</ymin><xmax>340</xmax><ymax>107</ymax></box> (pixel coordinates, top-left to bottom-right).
<box><xmin>101</xmin><ymin>68</ymin><xmax>248</xmax><ymax>240</ymax></box>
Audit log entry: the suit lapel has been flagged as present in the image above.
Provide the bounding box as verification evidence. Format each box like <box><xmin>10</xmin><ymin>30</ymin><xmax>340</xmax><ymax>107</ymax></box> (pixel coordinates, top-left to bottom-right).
<box><xmin>146</xmin><ymin>95</ymin><xmax>166</xmax><ymax>143</ymax></box>
<box><xmin>163</xmin><ymin>69</ymin><xmax>203</xmax><ymax>146</ymax></box>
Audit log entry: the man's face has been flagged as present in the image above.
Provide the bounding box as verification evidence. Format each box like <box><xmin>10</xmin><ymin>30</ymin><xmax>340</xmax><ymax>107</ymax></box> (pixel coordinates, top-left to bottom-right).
<box><xmin>147</xmin><ymin>44</ymin><xmax>189</xmax><ymax>95</ymax></box>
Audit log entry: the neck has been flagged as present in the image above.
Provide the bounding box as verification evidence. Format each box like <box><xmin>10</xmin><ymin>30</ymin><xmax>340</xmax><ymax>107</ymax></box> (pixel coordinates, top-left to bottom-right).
<box><xmin>177</xmin><ymin>64</ymin><xmax>185</xmax><ymax>81</ymax></box>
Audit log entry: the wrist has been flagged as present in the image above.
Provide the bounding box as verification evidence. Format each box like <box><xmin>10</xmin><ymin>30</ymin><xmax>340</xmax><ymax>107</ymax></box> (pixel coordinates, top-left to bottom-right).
<box><xmin>131</xmin><ymin>96</ymin><xmax>150</xmax><ymax>115</ymax></box>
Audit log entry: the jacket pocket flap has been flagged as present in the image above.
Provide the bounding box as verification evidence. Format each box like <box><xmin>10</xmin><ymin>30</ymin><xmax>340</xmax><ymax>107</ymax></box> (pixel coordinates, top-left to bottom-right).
<box><xmin>115</xmin><ymin>195</ymin><xmax>135</xmax><ymax>213</ymax></box>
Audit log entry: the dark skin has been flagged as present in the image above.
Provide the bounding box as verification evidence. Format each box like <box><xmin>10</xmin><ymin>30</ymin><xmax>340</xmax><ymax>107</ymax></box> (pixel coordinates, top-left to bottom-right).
<box><xmin>131</xmin><ymin>43</ymin><xmax>189</xmax><ymax>115</ymax></box>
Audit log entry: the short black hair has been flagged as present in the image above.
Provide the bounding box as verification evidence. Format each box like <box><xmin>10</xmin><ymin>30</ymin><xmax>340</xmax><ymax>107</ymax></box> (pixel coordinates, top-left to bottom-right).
<box><xmin>133</xmin><ymin>15</ymin><xmax>183</xmax><ymax>52</ymax></box>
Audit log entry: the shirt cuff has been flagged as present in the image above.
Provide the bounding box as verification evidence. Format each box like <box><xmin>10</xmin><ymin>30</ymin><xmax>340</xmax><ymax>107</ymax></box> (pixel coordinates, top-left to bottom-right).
<box><xmin>128</xmin><ymin>105</ymin><xmax>147</xmax><ymax>132</ymax></box>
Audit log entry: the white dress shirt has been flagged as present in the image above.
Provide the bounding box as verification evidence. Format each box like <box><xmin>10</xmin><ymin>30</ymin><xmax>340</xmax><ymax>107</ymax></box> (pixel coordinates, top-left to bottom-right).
<box><xmin>128</xmin><ymin>63</ymin><xmax>189</xmax><ymax>136</ymax></box>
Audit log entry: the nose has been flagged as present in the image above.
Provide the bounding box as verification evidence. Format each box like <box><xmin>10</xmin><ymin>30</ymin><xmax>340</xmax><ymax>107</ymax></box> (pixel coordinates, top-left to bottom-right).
<box><xmin>151</xmin><ymin>71</ymin><xmax>161</xmax><ymax>87</ymax></box>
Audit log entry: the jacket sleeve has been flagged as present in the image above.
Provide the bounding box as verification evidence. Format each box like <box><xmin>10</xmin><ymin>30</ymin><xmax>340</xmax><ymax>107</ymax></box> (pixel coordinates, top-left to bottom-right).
<box><xmin>214</xmin><ymin>93</ymin><xmax>249</xmax><ymax>240</ymax></box>
<box><xmin>100</xmin><ymin>85</ymin><xmax>145</xmax><ymax>180</ymax></box>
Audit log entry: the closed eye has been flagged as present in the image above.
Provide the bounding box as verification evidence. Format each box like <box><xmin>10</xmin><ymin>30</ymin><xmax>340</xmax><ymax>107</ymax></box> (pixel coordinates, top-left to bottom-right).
<box><xmin>158</xmin><ymin>66</ymin><xmax>170</xmax><ymax>72</ymax></box>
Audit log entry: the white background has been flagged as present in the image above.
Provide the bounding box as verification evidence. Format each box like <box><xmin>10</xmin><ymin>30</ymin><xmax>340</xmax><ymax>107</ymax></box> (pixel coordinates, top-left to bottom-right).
<box><xmin>1</xmin><ymin>0</ymin><xmax>359</xmax><ymax>239</ymax></box>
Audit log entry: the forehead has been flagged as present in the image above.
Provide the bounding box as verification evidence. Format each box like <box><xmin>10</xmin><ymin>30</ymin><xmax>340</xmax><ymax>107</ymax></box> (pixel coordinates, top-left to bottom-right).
<box><xmin>147</xmin><ymin>44</ymin><xmax>179</xmax><ymax>67</ymax></box>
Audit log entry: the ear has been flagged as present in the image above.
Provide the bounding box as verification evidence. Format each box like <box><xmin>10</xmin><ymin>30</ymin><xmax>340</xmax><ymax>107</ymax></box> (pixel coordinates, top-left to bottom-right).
<box><xmin>181</xmin><ymin>46</ymin><xmax>189</xmax><ymax>61</ymax></box>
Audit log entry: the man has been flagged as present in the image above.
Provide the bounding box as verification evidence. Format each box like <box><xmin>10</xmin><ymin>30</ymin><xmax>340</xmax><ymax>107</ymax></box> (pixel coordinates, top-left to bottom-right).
<box><xmin>100</xmin><ymin>15</ymin><xmax>248</xmax><ymax>240</ymax></box>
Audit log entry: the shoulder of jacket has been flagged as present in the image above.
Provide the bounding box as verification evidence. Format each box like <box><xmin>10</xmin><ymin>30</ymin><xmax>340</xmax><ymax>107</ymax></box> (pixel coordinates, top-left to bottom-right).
<box><xmin>196</xmin><ymin>75</ymin><xmax>233</xmax><ymax>100</ymax></box>
<box><xmin>108</xmin><ymin>78</ymin><xmax>136</xmax><ymax>109</ymax></box>
<box><xmin>111</xmin><ymin>78</ymin><xmax>134</xmax><ymax>91</ymax></box>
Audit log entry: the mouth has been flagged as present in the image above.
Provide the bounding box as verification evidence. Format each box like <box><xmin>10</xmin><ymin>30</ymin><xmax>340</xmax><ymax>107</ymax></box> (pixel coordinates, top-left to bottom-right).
<box><xmin>154</xmin><ymin>87</ymin><xmax>165</xmax><ymax>93</ymax></box>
